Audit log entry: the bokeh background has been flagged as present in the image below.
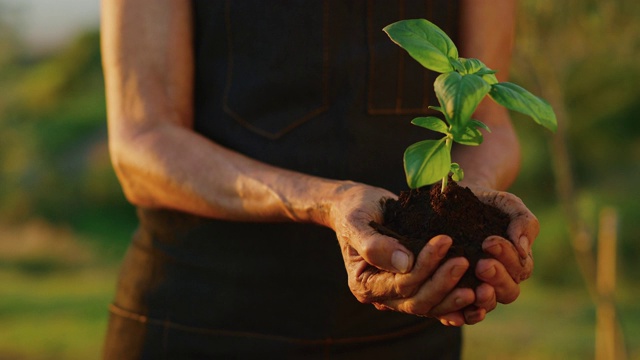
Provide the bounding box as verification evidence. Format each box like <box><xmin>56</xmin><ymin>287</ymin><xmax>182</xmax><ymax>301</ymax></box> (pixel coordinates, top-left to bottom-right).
<box><xmin>0</xmin><ymin>1</ymin><xmax>639</xmax><ymax>359</ymax></box>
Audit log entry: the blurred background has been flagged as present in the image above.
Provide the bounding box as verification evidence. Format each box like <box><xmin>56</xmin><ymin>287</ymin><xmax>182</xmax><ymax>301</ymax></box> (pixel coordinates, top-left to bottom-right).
<box><xmin>0</xmin><ymin>0</ymin><xmax>638</xmax><ymax>359</ymax></box>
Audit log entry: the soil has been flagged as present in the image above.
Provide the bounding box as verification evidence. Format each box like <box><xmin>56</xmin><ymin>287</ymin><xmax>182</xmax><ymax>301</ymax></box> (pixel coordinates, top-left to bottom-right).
<box><xmin>370</xmin><ymin>179</ymin><xmax>510</xmax><ymax>288</ymax></box>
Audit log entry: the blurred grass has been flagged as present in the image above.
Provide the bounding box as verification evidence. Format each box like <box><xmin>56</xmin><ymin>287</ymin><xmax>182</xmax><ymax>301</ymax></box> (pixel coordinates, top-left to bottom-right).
<box><xmin>0</xmin><ymin>267</ymin><xmax>117</xmax><ymax>360</ymax></box>
<box><xmin>464</xmin><ymin>282</ymin><xmax>596</xmax><ymax>360</ymax></box>
<box><xmin>465</xmin><ymin>280</ymin><xmax>640</xmax><ymax>360</ymax></box>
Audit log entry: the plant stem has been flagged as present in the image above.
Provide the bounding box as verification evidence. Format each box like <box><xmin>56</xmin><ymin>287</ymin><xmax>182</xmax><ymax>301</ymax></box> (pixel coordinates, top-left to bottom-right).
<box><xmin>441</xmin><ymin>136</ymin><xmax>453</xmax><ymax>193</ymax></box>
<box><xmin>441</xmin><ymin>176</ymin><xmax>448</xmax><ymax>193</ymax></box>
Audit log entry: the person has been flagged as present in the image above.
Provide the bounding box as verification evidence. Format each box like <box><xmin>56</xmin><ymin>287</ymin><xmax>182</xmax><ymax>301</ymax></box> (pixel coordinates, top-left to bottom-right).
<box><xmin>101</xmin><ymin>0</ymin><xmax>538</xmax><ymax>358</ymax></box>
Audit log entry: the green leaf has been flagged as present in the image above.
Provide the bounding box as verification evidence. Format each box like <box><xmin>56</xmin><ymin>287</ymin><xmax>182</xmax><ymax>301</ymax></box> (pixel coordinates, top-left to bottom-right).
<box><xmin>434</xmin><ymin>72</ymin><xmax>491</xmax><ymax>132</ymax></box>
<box><xmin>383</xmin><ymin>19</ymin><xmax>458</xmax><ymax>73</ymax></box>
<box><xmin>450</xmin><ymin>163</ymin><xmax>464</xmax><ymax>181</ymax></box>
<box><xmin>482</xmin><ymin>73</ymin><xmax>499</xmax><ymax>85</ymax></box>
<box><xmin>428</xmin><ymin>105</ymin><xmax>444</xmax><ymax>114</ymax></box>
<box><xmin>470</xmin><ymin>119</ymin><xmax>491</xmax><ymax>133</ymax></box>
<box><xmin>411</xmin><ymin>116</ymin><xmax>450</xmax><ymax>135</ymax></box>
<box><xmin>458</xmin><ymin>58</ymin><xmax>494</xmax><ymax>75</ymax></box>
<box><xmin>449</xmin><ymin>58</ymin><xmax>465</xmax><ymax>73</ymax></box>
<box><xmin>455</xmin><ymin>58</ymin><xmax>499</xmax><ymax>84</ymax></box>
<box><xmin>452</xmin><ymin>119</ymin><xmax>490</xmax><ymax>145</ymax></box>
<box><xmin>453</xmin><ymin>125</ymin><xmax>483</xmax><ymax>146</ymax></box>
<box><xmin>489</xmin><ymin>82</ymin><xmax>558</xmax><ymax>132</ymax></box>
<box><xmin>404</xmin><ymin>138</ymin><xmax>451</xmax><ymax>189</ymax></box>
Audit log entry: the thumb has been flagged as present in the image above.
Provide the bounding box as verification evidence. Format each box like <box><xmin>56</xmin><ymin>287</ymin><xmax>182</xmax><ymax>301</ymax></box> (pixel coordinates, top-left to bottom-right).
<box><xmin>356</xmin><ymin>231</ymin><xmax>414</xmax><ymax>274</ymax></box>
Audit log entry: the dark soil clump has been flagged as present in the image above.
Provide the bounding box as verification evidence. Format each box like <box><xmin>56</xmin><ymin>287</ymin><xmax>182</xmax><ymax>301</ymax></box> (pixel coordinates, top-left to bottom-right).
<box><xmin>371</xmin><ymin>180</ymin><xmax>510</xmax><ymax>288</ymax></box>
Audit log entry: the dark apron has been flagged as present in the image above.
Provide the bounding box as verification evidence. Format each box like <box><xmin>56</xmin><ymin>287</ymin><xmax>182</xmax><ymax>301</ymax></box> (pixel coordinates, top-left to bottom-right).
<box><xmin>104</xmin><ymin>1</ymin><xmax>463</xmax><ymax>358</ymax></box>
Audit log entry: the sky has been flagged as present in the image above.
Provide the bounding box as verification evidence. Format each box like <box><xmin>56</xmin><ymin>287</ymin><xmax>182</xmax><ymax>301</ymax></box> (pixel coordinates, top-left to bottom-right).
<box><xmin>1</xmin><ymin>0</ymin><xmax>100</xmax><ymax>51</ymax></box>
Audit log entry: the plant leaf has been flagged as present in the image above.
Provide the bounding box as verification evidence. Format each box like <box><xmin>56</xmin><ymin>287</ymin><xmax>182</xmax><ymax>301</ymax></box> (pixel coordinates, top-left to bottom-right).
<box><xmin>403</xmin><ymin>138</ymin><xmax>451</xmax><ymax>189</ymax></box>
<box><xmin>470</xmin><ymin>119</ymin><xmax>491</xmax><ymax>133</ymax></box>
<box><xmin>383</xmin><ymin>19</ymin><xmax>458</xmax><ymax>73</ymax></box>
<box><xmin>411</xmin><ymin>116</ymin><xmax>450</xmax><ymax>135</ymax></box>
<box><xmin>452</xmin><ymin>119</ymin><xmax>490</xmax><ymax>145</ymax></box>
<box><xmin>456</xmin><ymin>58</ymin><xmax>499</xmax><ymax>84</ymax></box>
<box><xmin>482</xmin><ymin>73</ymin><xmax>499</xmax><ymax>85</ymax></box>
<box><xmin>428</xmin><ymin>105</ymin><xmax>444</xmax><ymax>114</ymax></box>
<box><xmin>453</xmin><ymin>126</ymin><xmax>483</xmax><ymax>146</ymax></box>
<box><xmin>449</xmin><ymin>58</ymin><xmax>465</xmax><ymax>73</ymax></box>
<box><xmin>458</xmin><ymin>58</ymin><xmax>495</xmax><ymax>75</ymax></box>
<box><xmin>450</xmin><ymin>163</ymin><xmax>464</xmax><ymax>181</ymax></box>
<box><xmin>489</xmin><ymin>82</ymin><xmax>558</xmax><ymax>132</ymax></box>
<box><xmin>434</xmin><ymin>72</ymin><xmax>491</xmax><ymax>132</ymax></box>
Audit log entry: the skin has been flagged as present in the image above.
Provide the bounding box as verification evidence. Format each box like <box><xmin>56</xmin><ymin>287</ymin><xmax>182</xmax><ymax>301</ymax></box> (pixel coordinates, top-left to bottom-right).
<box><xmin>101</xmin><ymin>0</ymin><xmax>537</xmax><ymax>327</ymax></box>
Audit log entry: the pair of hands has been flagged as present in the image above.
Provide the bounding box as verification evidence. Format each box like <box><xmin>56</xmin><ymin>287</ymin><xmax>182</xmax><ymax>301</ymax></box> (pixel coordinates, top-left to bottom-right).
<box><xmin>328</xmin><ymin>182</ymin><xmax>538</xmax><ymax>327</ymax></box>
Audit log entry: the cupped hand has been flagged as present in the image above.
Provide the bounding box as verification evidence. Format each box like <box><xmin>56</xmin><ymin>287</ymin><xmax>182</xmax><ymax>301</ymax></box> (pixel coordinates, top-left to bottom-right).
<box><xmin>327</xmin><ymin>182</ymin><xmax>475</xmax><ymax>324</ymax></box>
<box><xmin>458</xmin><ymin>184</ymin><xmax>540</xmax><ymax>324</ymax></box>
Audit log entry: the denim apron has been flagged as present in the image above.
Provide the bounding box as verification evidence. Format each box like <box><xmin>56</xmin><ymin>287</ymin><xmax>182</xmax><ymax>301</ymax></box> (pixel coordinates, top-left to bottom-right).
<box><xmin>104</xmin><ymin>1</ymin><xmax>463</xmax><ymax>358</ymax></box>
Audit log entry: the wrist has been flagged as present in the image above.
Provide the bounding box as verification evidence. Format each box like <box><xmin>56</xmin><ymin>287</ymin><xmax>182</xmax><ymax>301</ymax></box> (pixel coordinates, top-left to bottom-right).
<box><xmin>314</xmin><ymin>180</ymin><xmax>359</xmax><ymax>229</ymax></box>
<box><xmin>280</xmin><ymin>178</ymin><xmax>356</xmax><ymax>228</ymax></box>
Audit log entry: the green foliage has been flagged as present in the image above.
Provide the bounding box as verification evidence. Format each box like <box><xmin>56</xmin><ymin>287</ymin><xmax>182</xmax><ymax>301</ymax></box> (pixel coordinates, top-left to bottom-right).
<box><xmin>383</xmin><ymin>18</ymin><xmax>458</xmax><ymax>73</ymax></box>
<box><xmin>0</xmin><ymin>28</ymin><xmax>135</xmax><ymax>249</ymax></box>
<box><xmin>489</xmin><ymin>82</ymin><xmax>557</xmax><ymax>132</ymax></box>
<box><xmin>0</xmin><ymin>268</ymin><xmax>117</xmax><ymax>359</ymax></box>
<box><xmin>383</xmin><ymin>19</ymin><xmax>557</xmax><ymax>189</ymax></box>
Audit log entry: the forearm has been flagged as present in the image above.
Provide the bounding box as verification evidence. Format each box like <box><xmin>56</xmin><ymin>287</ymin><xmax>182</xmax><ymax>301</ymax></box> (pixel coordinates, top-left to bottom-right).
<box><xmin>456</xmin><ymin>0</ymin><xmax>519</xmax><ymax>191</ymax></box>
<box><xmin>452</xmin><ymin>100</ymin><xmax>520</xmax><ymax>191</ymax></box>
<box><xmin>102</xmin><ymin>0</ymin><xmax>350</xmax><ymax>226</ymax></box>
<box><xmin>109</xmin><ymin>121</ymin><xmax>348</xmax><ymax>226</ymax></box>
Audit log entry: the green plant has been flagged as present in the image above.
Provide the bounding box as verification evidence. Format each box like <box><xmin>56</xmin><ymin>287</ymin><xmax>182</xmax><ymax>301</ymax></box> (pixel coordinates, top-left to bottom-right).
<box><xmin>383</xmin><ymin>19</ymin><xmax>557</xmax><ymax>191</ymax></box>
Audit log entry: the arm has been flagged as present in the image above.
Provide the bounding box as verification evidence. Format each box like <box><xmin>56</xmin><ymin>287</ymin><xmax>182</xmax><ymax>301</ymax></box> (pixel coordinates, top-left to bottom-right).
<box><xmin>445</xmin><ymin>0</ymin><xmax>539</xmax><ymax>325</ymax></box>
<box><xmin>457</xmin><ymin>0</ymin><xmax>519</xmax><ymax>190</ymax></box>
<box><xmin>101</xmin><ymin>0</ymin><xmax>475</xmax><ymax>321</ymax></box>
<box><xmin>101</xmin><ymin>0</ymin><xmax>340</xmax><ymax>225</ymax></box>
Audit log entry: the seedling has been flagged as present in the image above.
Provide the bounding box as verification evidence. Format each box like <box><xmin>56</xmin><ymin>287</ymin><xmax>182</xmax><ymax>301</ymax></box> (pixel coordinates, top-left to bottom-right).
<box><xmin>383</xmin><ymin>19</ymin><xmax>557</xmax><ymax>192</ymax></box>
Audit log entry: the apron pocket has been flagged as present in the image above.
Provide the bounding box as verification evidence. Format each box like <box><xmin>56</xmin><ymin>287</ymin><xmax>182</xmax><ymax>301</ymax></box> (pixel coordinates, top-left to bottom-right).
<box><xmin>366</xmin><ymin>0</ymin><xmax>460</xmax><ymax>115</ymax></box>
<box><xmin>223</xmin><ymin>0</ymin><xmax>329</xmax><ymax>139</ymax></box>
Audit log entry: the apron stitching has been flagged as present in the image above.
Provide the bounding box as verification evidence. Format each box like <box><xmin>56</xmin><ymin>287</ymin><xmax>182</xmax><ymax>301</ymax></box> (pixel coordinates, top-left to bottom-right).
<box><xmin>108</xmin><ymin>303</ymin><xmax>434</xmax><ymax>345</ymax></box>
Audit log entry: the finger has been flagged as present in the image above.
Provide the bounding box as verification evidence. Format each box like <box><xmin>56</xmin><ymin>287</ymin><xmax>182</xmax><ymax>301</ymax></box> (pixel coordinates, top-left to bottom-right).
<box><xmin>494</xmin><ymin>194</ymin><xmax>539</xmax><ymax>254</ymax></box>
<box><xmin>473</xmin><ymin>282</ymin><xmax>497</xmax><ymax>313</ymax></box>
<box><xmin>346</xmin><ymin>255</ymin><xmax>397</xmax><ymax>303</ymax></box>
<box><xmin>506</xmin><ymin>211</ymin><xmax>539</xmax><ymax>254</ymax></box>
<box><xmin>429</xmin><ymin>287</ymin><xmax>475</xmax><ymax>319</ymax></box>
<box><xmin>483</xmin><ymin>236</ymin><xmax>533</xmax><ymax>282</ymax></box>
<box><xmin>349</xmin><ymin>235</ymin><xmax>455</xmax><ymax>306</ymax></box>
<box><xmin>439</xmin><ymin>312</ymin><xmax>466</xmax><ymax>327</ymax></box>
<box><xmin>353</xmin><ymin>231</ymin><xmax>415</xmax><ymax>274</ymax></box>
<box><xmin>462</xmin><ymin>306</ymin><xmax>487</xmax><ymax>325</ymax></box>
<box><xmin>393</xmin><ymin>235</ymin><xmax>453</xmax><ymax>297</ymax></box>
<box><xmin>463</xmin><ymin>283</ymin><xmax>496</xmax><ymax>325</ymax></box>
<box><xmin>476</xmin><ymin>258</ymin><xmax>520</xmax><ymax>304</ymax></box>
<box><xmin>382</xmin><ymin>257</ymin><xmax>469</xmax><ymax>315</ymax></box>
<box><xmin>474</xmin><ymin>190</ymin><xmax>540</xmax><ymax>252</ymax></box>
<box><xmin>412</xmin><ymin>235</ymin><xmax>453</xmax><ymax>278</ymax></box>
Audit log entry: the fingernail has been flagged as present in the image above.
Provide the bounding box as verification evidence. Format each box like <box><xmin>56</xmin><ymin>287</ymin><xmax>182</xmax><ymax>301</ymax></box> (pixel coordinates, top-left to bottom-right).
<box><xmin>392</xmin><ymin>251</ymin><xmax>410</xmax><ymax>273</ymax></box>
<box><xmin>451</xmin><ymin>265</ymin><xmax>466</xmax><ymax>278</ymax></box>
<box><xmin>518</xmin><ymin>235</ymin><xmax>529</xmax><ymax>250</ymax></box>
<box><xmin>517</xmin><ymin>236</ymin><xmax>529</xmax><ymax>259</ymax></box>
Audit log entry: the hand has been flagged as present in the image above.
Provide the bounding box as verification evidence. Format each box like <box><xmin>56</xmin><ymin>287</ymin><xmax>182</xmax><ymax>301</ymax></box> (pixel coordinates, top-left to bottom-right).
<box><xmin>459</xmin><ymin>185</ymin><xmax>540</xmax><ymax>324</ymax></box>
<box><xmin>327</xmin><ymin>183</ymin><xmax>476</xmax><ymax>323</ymax></box>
